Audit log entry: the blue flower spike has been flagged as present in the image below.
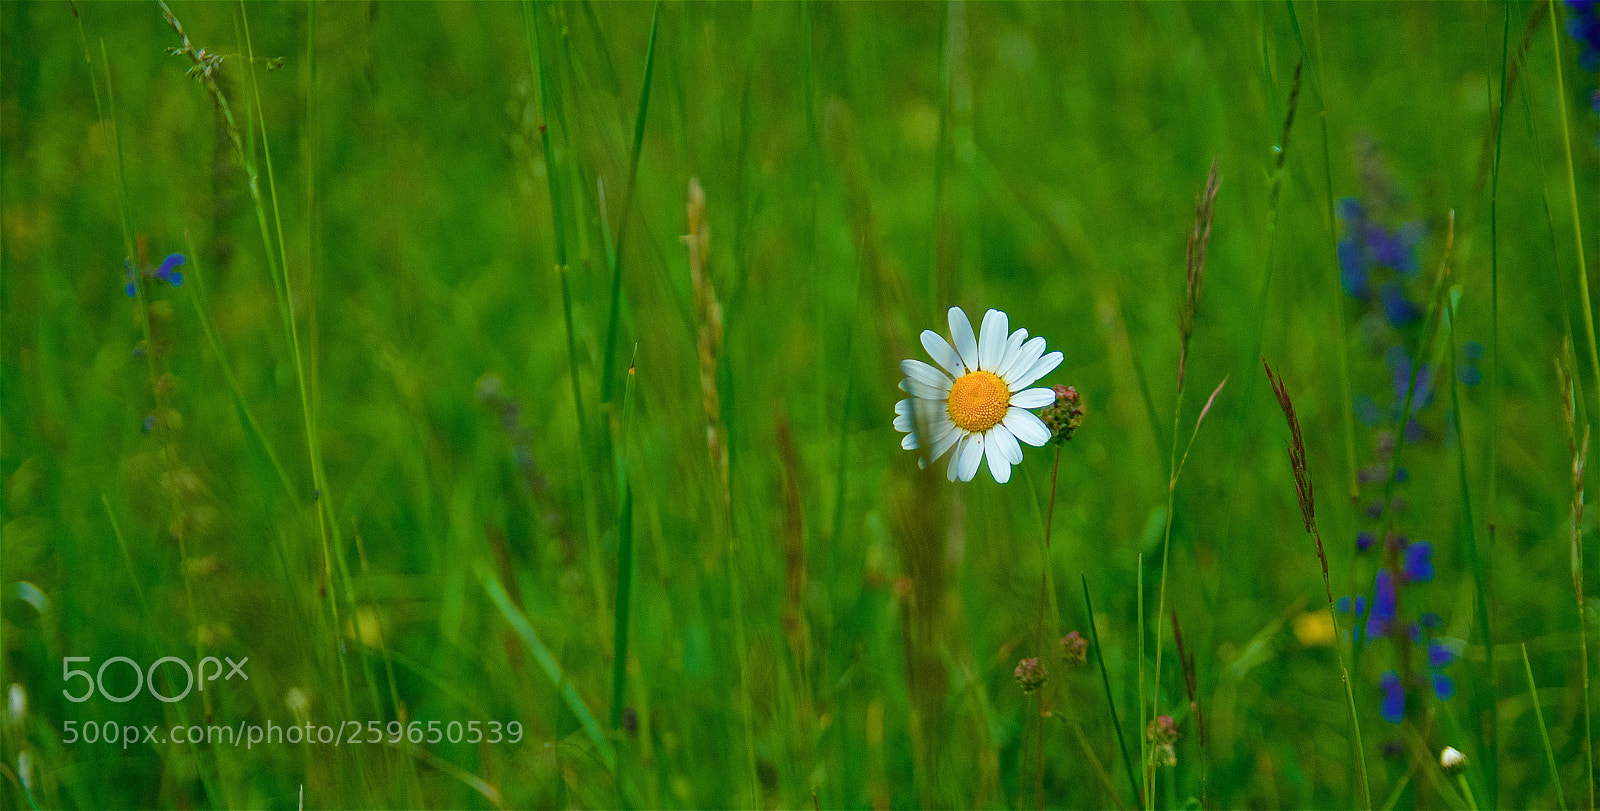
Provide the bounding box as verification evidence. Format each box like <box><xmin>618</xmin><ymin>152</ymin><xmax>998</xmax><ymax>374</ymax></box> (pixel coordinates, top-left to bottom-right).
<box><xmin>156</xmin><ymin>253</ymin><xmax>186</xmax><ymax>287</ymax></box>
<box><xmin>1379</xmin><ymin>282</ymin><xmax>1422</xmax><ymax>327</ymax></box>
<box><xmin>1340</xmin><ymin>237</ymin><xmax>1372</xmax><ymax>300</ymax></box>
<box><xmin>1432</xmin><ymin>673</ymin><xmax>1456</xmax><ymax>701</ymax></box>
<box><xmin>1428</xmin><ymin>639</ymin><xmax>1458</xmax><ymax>669</ymax></box>
<box><xmin>1403</xmin><ymin>541</ymin><xmax>1435</xmax><ymax>584</ymax></box>
<box><xmin>1380</xmin><ymin>670</ymin><xmax>1405</xmax><ymax>723</ymax></box>
<box><xmin>1356</xmin><ymin>531</ymin><xmax>1376</xmax><ymax>553</ymax></box>
<box><xmin>1367</xmin><ymin>570</ymin><xmax>1397</xmax><ymax>638</ymax></box>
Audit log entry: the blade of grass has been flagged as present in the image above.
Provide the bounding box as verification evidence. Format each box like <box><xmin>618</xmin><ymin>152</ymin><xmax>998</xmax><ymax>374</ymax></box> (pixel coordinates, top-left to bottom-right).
<box><xmin>1473</xmin><ymin>1</ymin><xmax>1511</xmax><ymax>802</ymax></box>
<box><xmin>1447</xmin><ymin>287</ymin><xmax>1498</xmax><ymax>810</ymax></box>
<box><xmin>523</xmin><ymin>0</ymin><xmax>609</xmax><ymax>651</ymax></box>
<box><xmin>1287</xmin><ymin>0</ymin><xmax>1361</xmax><ymax>505</ymax></box>
<box><xmin>1138</xmin><ymin>551</ymin><xmax>1147</xmax><ymax>809</ymax></box>
<box><xmin>181</xmin><ymin>231</ymin><xmax>297</xmax><ymax>501</ymax></box>
<box><xmin>599</xmin><ymin>0</ymin><xmax>660</xmax><ymax>407</ymax></box>
<box><xmin>1548</xmin><ymin>0</ymin><xmax>1600</xmax><ymax>418</ymax></box>
<box><xmin>610</xmin><ymin>354</ymin><xmax>637</xmax><ymax>730</ymax></box>
<box><xmin>478</xmin><ymin>563</ymin><xmax>616</xmax><ymax>774</ymax></box>
<box><xmin>1084</xmin><ymin>574</ymin><xmax>1141</xmax><ymax>810</ymax></box>
<box><xmin>1524</xmin><ymin>643</ymin><xmax>1568</xmax><ymax>811</ymax></box>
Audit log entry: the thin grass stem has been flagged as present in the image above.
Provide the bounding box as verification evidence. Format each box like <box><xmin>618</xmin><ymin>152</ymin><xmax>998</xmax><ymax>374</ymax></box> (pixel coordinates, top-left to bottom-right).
<box><xmin>1548</xmin><ymin>0</ymin><xmax>1600</xmax><ymax>417</ymax></box>
<box><xmin>599</xmin><ymin>1</ymin><xmax>660</xmax><ymax>407</ymax></box>
<box><xmin>610</xmin><ymin>357</ymin><xmax>637</xmax><ymax>731</ymax></box>
<box><xmin>181</xmin><ymin>231</ymin><xmax>297</xmax><ymax>500</ymax></box>
<box><xmin>1524</xmin><ymin>643</ymin><xmax>1568</xmax><ymax>811</ymax></box>
<box><xmin>1084</xmin><ymin>574</ymin><xmax>1141</xmax><ymax>810</ymax></box>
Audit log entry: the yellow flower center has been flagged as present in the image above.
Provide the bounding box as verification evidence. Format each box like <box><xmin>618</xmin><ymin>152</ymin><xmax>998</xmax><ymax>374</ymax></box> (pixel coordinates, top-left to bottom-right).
<box><xmin>947</xmin><ymin>370</ymin><xmax>1010</xmax><ymax>433</ymax></box>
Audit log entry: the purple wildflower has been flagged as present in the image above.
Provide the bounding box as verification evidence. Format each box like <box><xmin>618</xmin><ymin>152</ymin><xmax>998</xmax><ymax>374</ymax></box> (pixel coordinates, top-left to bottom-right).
<box><xmin>1340</xmin><ymin>237</ymin><xmax>1372</xmax><ymax>299</ymax></box>
<box><xmin>1432</xmin><ymin>673</ymin><xmax>1456</xmax><ymax>701</ymax></box>
<box><xmin>1367</xmin><ymin>570</ymin><xmax>1397</xmax><ymax>638</ymax></box>
<box><xmin>124</xmin><ymin>252</ymin><xmax>187</xmax><ymax>296</ymax></box>
<box><xmin>1569</xmin><ymin>0</ymin><xmax>1600</xmax><ymax>71</ymax></box>
<box><xmin>1356</xmin><ymin>531</ymin><xmax>1375</xmax><ymax>553</ymax></box>
<box><xmin>1379</xmin><ymin>282</ymin><xmax>1422</xmax><ymax>327</ymax></box>
<box><xmin>1403</xmin><ymin>541</ymin><xmax>1435</xmax><ymax>584</ymax></box>
<box><xmin>154</xmin><ymin>253</ymin><xmax>185</xmax><ymax>287</ymax></box>
<box><xmin>1428</xmin><ymin>640</ymin><xmax>1458</xmax><ymax>669</ymax></box>
<box><xmin>1380</xmin><ymin>670</ymin><xmax>1404</xmax><ymax>723</ymax></box>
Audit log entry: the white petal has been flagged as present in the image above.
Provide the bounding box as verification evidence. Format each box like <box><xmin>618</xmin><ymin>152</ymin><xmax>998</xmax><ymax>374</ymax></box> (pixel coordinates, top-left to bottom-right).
<box><xmin>947</xmin><ymin>434</ymin><xmax>971</xmax><ymax>481</ymax></box>
<box><xmin>896</xmin><ymin>398</ymin><xmax>913</xmax><ymax>416</ymax></box>
<box><xmin>900</xmin><ymin>359</ymin><xmax>952</xmax><ymax>392</ymax></box>
<box><xmin>985</xmin><ymin>433</ymin><xmax>1015</xmax><ymax>483</ymax></box>
<box><xmin>948</xmin><ymin>307</ymin><xmax>978</xmax><ymax>373</ymax></box>
<box><xmin>900</xmin><ymin>378</ymin><xmax>949</xmax><ymax>400</ymax></box>
<box><xmin>999</xmin><ymin>336</ymin><xmax>1047</xmax><ymax>383</ymax></box>
<box><xmin>996</xmin><ymin>327</ymin><xmax>1028</xmax><ymax>375</ymax></box>
<box><xmin>957</xmin><ymin>432</ymin><xmax>986</xmax><ymax>482</ymax></box>
<box><xmin>904</xmin><ymin>404</ymin><xmax>953</xmax><ymax>453</ymax></box>
<box><xmin>978</xmin><ymin>309</ymin><xmax>1008</xmax><ymax>372</ymax></box>
<box><xmin>1004</xmin><ymin>407</ymin><xmax>1052</xmax><ymax>446</ymax></box>
<box><xmin>1010</xmin><ymin>387</ymin><xmax>1056</xmax><ymax>409</ymax></box>
<box><xmin>921</xmin><ymin>330</ymin><xmax>965</xmax><ymax>378</ymax></box>
<box><xmin>928</xmin><ymin>421</ymin><xmax>962</xmax><ymax>462</ymax></box>
<box><xmin>990</xmin><ymin>423</ymin><xmax>1023</xmax><ymax>464</ymax></box>
<box><xmin>1009</xmin><ymin>351</ymin><xmax>1064</xmax><ymax>390</ymax></box>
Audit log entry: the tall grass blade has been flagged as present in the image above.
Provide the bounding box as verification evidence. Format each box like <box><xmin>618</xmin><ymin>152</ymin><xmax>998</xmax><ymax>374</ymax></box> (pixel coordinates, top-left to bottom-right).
<box><xmin>478</xmin><ymin>563</ymin><xmax>617</xmax><ymax>774</ymax></box>
<box><xmin>1286</xmin><ymin>0</ymin><xmax>1361</xmax><ymax>504</ymax></box>
<box><xmin>1084</xmin><ymin>574</ymin><xmax>1141</xmax><ymax>810</ymax></box>
<box><xmin>181</xmin><ymin>231</ymin><xmax>297</xmax><ymax>501</ymax></box>
<box><xmin>1524</xmin><ymin>643</ymin><xmax>1568</xmax><ymax>811</ymax></box>
<box><xmin>1548</xmin><ymin>0</ymin><xmax>1600</xmax><ymax>417</ymax></box>
<box><xmin>610</xmin><ymin>358</ymin><xmax>637</xmax><ymax>730</ymax></box>
<box><xmin>600</xmin><ymin>1</ymin><xmax>661</xmax><ymax>406</ymax></box>
<box><xmin>1448</xmin><ymin>284</ymin><xmax>1498</xmax><ymax>811</ymax></box>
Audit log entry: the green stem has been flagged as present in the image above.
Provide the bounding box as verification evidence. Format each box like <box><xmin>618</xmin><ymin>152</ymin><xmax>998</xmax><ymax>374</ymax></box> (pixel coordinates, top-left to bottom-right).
<box><xmin>1524</xmin><ymin>643</ymin><xmax>1568</xmax><ymax>811</ymax></box>
<box><xmin>599</xmin><ymin>1</ymin><xmax>661</xmax><ymax>406</ymax></box>
<box><xmin>1085</xmin><ymin>575</ymin><xmax>1142</xmax><ymax>810</ymax></box>
<box><xmin>1549</xmin><ymin>0</ymin><xmax>1600</xmax><ymax>418</ymax></box>
<box><xmin>610</xmin><ymin>360</ymin><xmax>637</xmax><ymax>731</ymax></box>
<box><xmin>1150</xmin><ymin>382</ymin><xmax>1184</xmax><ymax>807</ymax></box>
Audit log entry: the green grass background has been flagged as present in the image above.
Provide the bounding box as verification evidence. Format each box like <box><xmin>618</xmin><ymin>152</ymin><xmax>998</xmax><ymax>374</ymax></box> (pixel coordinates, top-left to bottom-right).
<box><xmin>3</xmin><ymin>1</ymin><xmax>1599</xmax><ymax>808</ymax></box>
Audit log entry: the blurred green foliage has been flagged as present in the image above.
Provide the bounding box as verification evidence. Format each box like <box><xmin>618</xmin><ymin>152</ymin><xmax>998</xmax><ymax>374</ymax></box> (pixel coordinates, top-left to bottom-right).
<box><xmin>3</xmin><ymin>1</ymin><xmax>1599</xmax><ymax>808</ymax></box>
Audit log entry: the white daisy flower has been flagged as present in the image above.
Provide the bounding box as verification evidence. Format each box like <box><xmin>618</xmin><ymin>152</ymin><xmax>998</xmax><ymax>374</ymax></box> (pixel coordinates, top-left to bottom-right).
<box><xmin>894</xmin><ymin>307</ymin><xmax>1063</xmax><ymax>483</ymax></box>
